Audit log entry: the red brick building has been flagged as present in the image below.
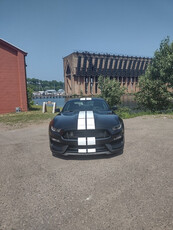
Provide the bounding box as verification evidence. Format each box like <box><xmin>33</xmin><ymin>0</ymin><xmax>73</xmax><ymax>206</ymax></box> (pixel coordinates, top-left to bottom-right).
<box><xmin>0</xmin><ymin>39</ymin><xmax>28</xmax><ymax>114</ymax></box>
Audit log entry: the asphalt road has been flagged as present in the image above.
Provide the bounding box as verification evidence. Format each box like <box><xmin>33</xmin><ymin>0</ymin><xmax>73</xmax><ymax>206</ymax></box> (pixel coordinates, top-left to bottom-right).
<box><xmin>0</xmin><ymin>116</ymin><xmax>173</xmax><ymax>230</ymax></box>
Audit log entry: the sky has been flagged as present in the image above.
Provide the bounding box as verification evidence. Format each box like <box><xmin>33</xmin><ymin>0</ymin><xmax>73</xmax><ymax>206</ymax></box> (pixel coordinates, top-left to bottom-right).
<box><xmin>0</xmin><ymin>0</ymin><xmax>173</xmax><ymax>82</ymax></box>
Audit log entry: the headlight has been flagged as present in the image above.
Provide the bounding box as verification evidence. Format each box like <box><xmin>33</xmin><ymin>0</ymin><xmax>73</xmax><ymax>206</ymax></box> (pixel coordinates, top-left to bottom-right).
<box><xmin>50</xmin><ymin>120</ymin><xmax>62</xmax><ymax>133</ymax></box>
<box><xmin>51</xmin><ymin>126</ymin><xmax>61</xmax><ymax>133</ymax></box>
<box><xmin>112</xmin><ymin>123</ymin><xmax>122</xmax><ymax>130</ymax></box>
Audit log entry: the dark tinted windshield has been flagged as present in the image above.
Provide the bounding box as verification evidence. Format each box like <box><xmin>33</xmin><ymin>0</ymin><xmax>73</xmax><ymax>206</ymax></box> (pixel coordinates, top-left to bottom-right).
<box><xmin>62</xmin><ymin>99</ymin><xmax>109</xmax><ymax>112</ymax></box>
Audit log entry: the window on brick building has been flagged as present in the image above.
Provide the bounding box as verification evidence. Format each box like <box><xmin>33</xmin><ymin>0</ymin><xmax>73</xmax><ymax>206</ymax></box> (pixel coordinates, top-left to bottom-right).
<box><xmin>85</xmin><ymin>77</ymin><xmax>88</xmax><ymax>94</ymax></box>
<box><xmin>90</xmin><ymin>77</ymin><xmax>93</xmax><ymax>94</ymax></box>
<box><xmin>66</xmin><ymin>65</ymin><xmax>71</xmax><ymax>74</ymax></box>
<box><xmin>95</xmin><ymin>76</ymin><xmax>98</xmax><ymax>94</ymax></box>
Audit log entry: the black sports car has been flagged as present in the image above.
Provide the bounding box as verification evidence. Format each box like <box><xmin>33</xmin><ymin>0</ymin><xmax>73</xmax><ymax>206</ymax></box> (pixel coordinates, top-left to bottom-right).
<box><xmin>49</xmin><ymin>98</ymin><xmax>124</xmax><ymax>156</ymax></box>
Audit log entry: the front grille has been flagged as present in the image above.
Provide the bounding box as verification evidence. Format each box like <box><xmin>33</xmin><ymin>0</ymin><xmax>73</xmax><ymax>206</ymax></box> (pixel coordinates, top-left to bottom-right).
<box><xmin>66</xmin><ymin>145</ymin><xmax>108</xmax><ymax>154</ymax></box>
<box><xmin>63</xmin><ymin>130</ymin><xmax>110</xmax><ymax>139</ymax></box>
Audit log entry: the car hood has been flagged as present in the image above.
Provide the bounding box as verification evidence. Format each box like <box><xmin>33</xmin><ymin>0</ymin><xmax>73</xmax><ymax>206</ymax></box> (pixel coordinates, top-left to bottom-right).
<box><xmin>52</xmin><ymin>111</ymin><xmax>120</xmax><ymax>130</ymax></box>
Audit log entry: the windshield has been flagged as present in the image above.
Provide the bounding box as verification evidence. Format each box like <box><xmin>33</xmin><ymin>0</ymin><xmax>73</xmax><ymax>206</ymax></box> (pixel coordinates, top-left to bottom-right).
<box><xmin>62</xmin><ymin>100</ymin><xmax>109</xmax><ymax>112</ymax></box>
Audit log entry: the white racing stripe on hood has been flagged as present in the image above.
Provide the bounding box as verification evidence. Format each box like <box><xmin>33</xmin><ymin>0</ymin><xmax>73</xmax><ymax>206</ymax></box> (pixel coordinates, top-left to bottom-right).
<box><xmin>77</xmin><ymin>111</ymin><xmax>95</xmax><ymax>130</ymax></box>
<box><xmin>87</xmin><ymin>111</ymin><xmax>94</xmax><ymax>118</ymax></box>
<box><xmin>86</xmin><ymin>111</ymin><xmax>95</xmax><ymax>130</ymax></box>
<box><xmin>77</xmin><ymin>109</ymin><xmax>96</xmax><ymax>153</ymax></box>
<box><xmin>77</xmin><ymin>111</ymin><xmax>86</xmax><ymax>130</ymax></box>
<box><xmin>78</xmin><ymin>111</ymin><xmax>85</xmax><ymax>118</ymax></box>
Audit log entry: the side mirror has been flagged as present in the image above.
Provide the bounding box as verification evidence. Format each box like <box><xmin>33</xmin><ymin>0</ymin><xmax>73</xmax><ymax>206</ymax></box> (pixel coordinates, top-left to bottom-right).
<box><xmin>55</xmin><ymin>108</ymin><xmax>60</xmax><ymax>113</ymax></box>
<box><xmin>112</xmin><ymin>105</ymin><xmax>118</xmax><ymax>110</ymax></box>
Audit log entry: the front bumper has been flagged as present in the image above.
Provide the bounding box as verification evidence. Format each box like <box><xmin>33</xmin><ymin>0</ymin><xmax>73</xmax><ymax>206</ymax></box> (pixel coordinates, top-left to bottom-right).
<box><xmin>49</xmin><ymin>129</ymin><xmax>124</xmax><ymax>156</ymax></box>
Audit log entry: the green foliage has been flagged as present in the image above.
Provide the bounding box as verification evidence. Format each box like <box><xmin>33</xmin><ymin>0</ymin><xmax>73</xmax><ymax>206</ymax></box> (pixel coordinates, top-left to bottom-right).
<box><xmin>115</xmin><ymin>106</ymin><xmax>173</xmax><ymax>119</ymax></box>
<box><xmin>135</xmin><ymin>37</ymin><xmax>173</xmax><ymax>111</ymax></box>
<box><xmin>27</xmin><ymin>87</ymin><xmax>34</xmax><ymax>109</ymax></box>
<box><xmin>135</xmin><ymin>76</ymin><xmax>172</xmax><ymax>111</ymax></box>
<box><xmin>0</xmin><ymin>105</ymin><xmax>172</xmax><ymax>128</ymax></box>
<box><xmin>146</xmin><ymin>37</ymin><xmax>173</xmax><ymax>88</ymax></box>
<box><xmin>115</xmin><ymin>107</ymin><xmax>132</xmax><ymax>119</ymax></box>
<box><xmin>98</xmin><ymin>76</ymin><xmax>125</xmax><ymax>107</ymax></box>
<box><xmin>27</xmin><ymin>78</ymin><xmax>64</xmax><ymax>91</ymax></box>
<box><xmin>72</xmin><ymin>94</ymin><xmax>78</xmax><ymax>97</ymax></box>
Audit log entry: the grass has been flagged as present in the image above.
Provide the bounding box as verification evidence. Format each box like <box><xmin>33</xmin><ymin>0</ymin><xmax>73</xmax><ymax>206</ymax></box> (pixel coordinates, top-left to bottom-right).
<box><xmin>0</xmin><ymin>105</ymin><xmax>173</xmax><ymax>128</ymax></box>
<box><xmin>116</xmin><ymin>107</ymin><xmax>173</xmax><ymax>119</ymax></box>
<box><xmin>0</xmin><ymin>105</ymin><xmax>57</xmax><ymax>127</ymax></box>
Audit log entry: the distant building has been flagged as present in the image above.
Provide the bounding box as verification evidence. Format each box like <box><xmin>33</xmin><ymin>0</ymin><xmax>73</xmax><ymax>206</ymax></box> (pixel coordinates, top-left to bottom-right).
<box><xmin>45</xmin><ymin>89</ymin><xmax>57</xmax><ymax>95</ymax></box>
<box><xmin>63</xmin><ymin>52</ymin><xmax>152</xmax><ymax>96</ymax></box>
<box><xmin>57</xmin><ymin>89</ymin><xmax>65</xmax><ymax>95</ymax></box>
<box><xmin>0</xmin><ymin>39</ymin><xmax>28</xmax><ymax>114</ymax></box>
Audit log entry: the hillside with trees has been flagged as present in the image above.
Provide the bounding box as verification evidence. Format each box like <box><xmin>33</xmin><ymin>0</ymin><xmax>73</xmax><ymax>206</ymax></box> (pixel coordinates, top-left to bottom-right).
<box><xmin>27</xmin><ymin>78</ymin><xmax>64</xmax><ymax>92</ymax></box>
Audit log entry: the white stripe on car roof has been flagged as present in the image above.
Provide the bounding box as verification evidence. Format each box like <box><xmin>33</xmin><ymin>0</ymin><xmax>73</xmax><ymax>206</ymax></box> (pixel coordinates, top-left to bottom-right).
<box><xmin>80</xmin><ymin>98</ymin><xmax>92</xmax><ymax>100</ymax></box>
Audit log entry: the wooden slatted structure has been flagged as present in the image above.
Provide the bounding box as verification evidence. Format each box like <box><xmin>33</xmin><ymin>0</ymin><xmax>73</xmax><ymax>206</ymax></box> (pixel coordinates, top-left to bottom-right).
<box><xmin>63</xmin><ymin>52</ymin><xmax>152</xmax><ymax>96</ymax></box>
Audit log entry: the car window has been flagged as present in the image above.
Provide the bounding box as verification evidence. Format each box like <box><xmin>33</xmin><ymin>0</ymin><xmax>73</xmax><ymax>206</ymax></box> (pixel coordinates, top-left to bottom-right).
<box><xmin>62</xmin><ymin>100</ymin><xmax>109</xmax><ymax>112</ymax></box>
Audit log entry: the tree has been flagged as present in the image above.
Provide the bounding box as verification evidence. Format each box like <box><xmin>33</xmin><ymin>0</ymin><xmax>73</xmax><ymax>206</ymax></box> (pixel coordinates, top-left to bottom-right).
<box><xmin>27</xmin><ymin>86</ymin><xmax>34</xmax><ymax>109</ymax></box>
<box><xmin>135</xmin><ymin>37</ymin><xmax>173</xmax><ymax>111</ymax></box>
<box><xmin>135</xmin><ymin>76</ymin><xmax>172</xmax><ymax>111</ymax></box>
<box><xmin>98</xmin><ymin>76</ymin><xmax>125</xmax><ymax>107</ymax></box>
<box><xmin>147</xmin><ymin>37</ymin><xmax>173</xmax><ymax>88</ymax></box>
<box><xmin>27</xmin><ymin>78</ymin><xmax>64</xmax><ymax>91</ymax></box>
